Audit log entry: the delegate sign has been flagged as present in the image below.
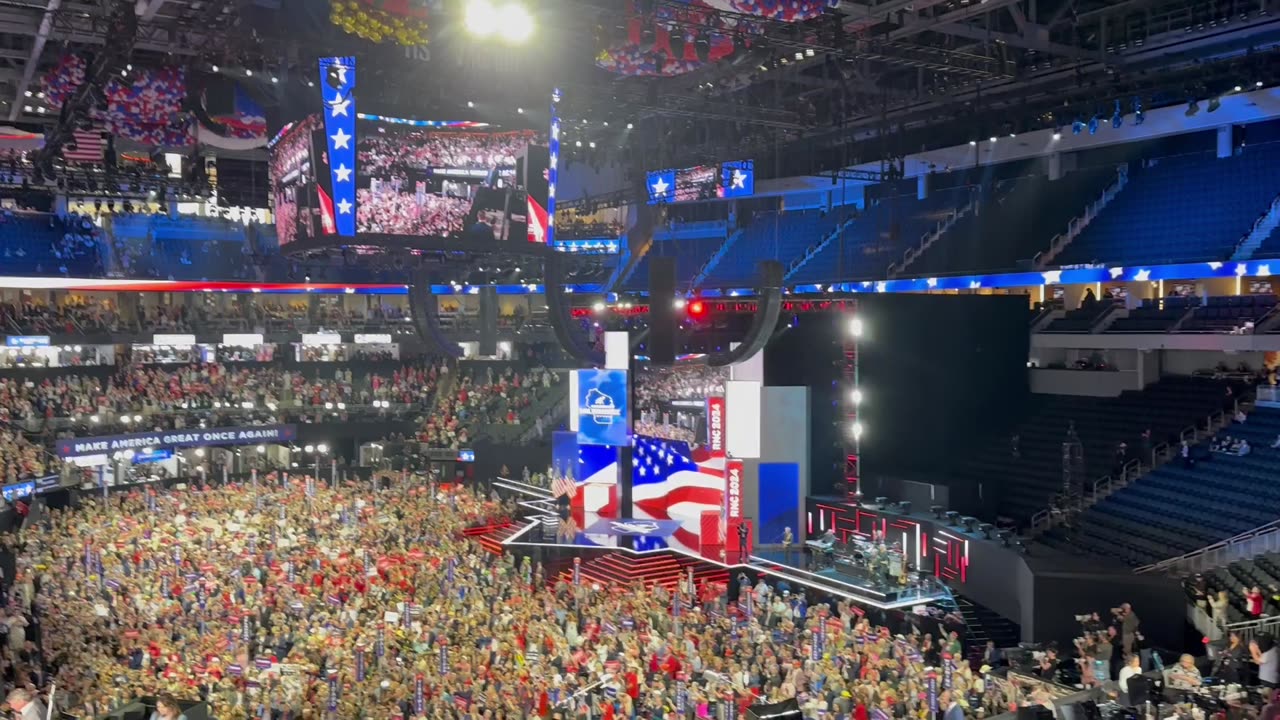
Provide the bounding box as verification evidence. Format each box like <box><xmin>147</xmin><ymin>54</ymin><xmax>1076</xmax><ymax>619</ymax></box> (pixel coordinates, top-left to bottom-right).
<box><xmin>56</xmin><ymin>424</ymin><xmax>297</xmax><ymax>458</ymax></box>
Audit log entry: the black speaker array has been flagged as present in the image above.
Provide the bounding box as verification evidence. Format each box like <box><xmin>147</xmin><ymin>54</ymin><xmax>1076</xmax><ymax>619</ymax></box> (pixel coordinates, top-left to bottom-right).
<box><xmin>408</xmin><ymin>274</ymin><xmax>463</xmax><ymax>358</ymax></box>
<box><xmin>647</xmin><ymin>256</ymin><xmax>676</xmax><ymax>365</ymax></box>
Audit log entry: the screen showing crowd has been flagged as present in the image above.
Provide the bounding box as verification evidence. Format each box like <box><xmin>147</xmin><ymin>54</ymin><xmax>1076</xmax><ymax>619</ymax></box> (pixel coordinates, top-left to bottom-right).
<box><xmin>634</xmin><ymin>362</ymin><xmax>727</xmax><ymax>445</ymax></box>
<box><xmin>269</xmin><ymin>115</ymin><xmax>328</xmax><ymax>247</ymax></box>
<box><xmin>356</xmin><ymin>120</ymin><xmax>538</xmax><ymax>239</ymax></box>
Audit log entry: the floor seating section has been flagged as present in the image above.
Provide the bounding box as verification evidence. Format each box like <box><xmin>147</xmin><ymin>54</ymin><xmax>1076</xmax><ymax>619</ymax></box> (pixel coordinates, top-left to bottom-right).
<box><xmin>1055</xmin><ymin>144</ymin><xmax>1280</xmax><ymax>266</ymax></box>
<box><xmin>1039</xmin><ymin>400</ymin><xmax>1276</xmax><ymax>567</ymax></box>
<box><xmin>0</xmin><ymin>214</ymin><xmax>102</xmax><ymax>275</ymax></box>
<box><xmin>911</xmin><ymin>168</ymin><xmax>1120</xmax><ymax>276</ymax></box>
<box><xmin>948</xmin><ymin>377</ymin><xmax>1234</xmax><ymax>525</ymax></box>
<box><xmin>788</xmin><ymin>188</ymin><xmax>974</xmax><ymax>285</ymax></box>
<box><xmin>1040</xmin><ymin>301</ymin><xmax>1120</xmax><ymax>333</ymax></box>
<box><xmin>1105</xmin><ymin>296</ymin><xmax>1200</xmax><ymax>333</ymax></box>
<box><xmin>1178</xmin><ymin>295</ymin><xmax>1278</xmax><ymax>333</ymax></box>
<box><xmin>702</xmin><ymin>209</ymin><xmax>848</xmax><ymax>287</ymax></box>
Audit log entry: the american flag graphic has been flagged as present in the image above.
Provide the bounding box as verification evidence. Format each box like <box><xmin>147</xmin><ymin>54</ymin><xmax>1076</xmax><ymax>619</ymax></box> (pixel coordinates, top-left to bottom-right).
<box><xmin>64</xmin><ymin>129</ymin><xmax>105</xmax><ymax>164</ymax></box>
<box><xmin>631</xmin><ymin>435</ymin><xmax>725</xmax><ymax>551</ymax></box>
<box><xmin>551</xmin><ymin>472</ymin><xmax>577</xmax><ymax>499</ymax></box>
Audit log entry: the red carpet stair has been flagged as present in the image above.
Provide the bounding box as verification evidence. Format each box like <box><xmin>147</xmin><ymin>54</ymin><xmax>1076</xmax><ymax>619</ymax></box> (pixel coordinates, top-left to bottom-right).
<box><xmin>462</xmin><ymin>521</ymin><xmax>522</xmax><ymax>555</ymax></box>
<box><xmin>556</xmin><ymin>551</ymin><xmax>729</xmax><ymax>593</ymax></box>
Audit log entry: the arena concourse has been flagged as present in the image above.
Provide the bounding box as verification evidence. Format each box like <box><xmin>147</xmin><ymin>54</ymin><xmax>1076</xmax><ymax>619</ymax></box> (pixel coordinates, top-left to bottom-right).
<box><xmin>5</xmin><ymin>1</ymin><xmax>1280</xmax><ymax>719</ymax></box>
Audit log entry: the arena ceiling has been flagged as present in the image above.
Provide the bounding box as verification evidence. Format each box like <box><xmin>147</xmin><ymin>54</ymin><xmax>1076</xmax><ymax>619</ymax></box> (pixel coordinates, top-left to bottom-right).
<box><xmin>0</xmin><ymin>0</ymin><xmax>1276</xmax><ymax>175</ymax></box>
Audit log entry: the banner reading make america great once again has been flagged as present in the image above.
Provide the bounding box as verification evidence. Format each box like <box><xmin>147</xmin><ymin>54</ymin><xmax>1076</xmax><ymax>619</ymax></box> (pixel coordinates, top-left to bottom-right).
<box><xmin>56</xmin><ymin>424</ymin><xmax>297</xmax><ymax>458</ymax></box>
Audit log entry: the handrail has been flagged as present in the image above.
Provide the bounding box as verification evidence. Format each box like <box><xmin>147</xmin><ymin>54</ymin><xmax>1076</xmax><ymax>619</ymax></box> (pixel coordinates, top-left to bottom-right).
<box><xmin>1230</xmin><ymin>193</ymin><xmax>1280</xmax><ymax>259</ymax></box>
<box><xmin>886</xmin><ymin>193</ymin><xmax>977</xmax><ymax>278</ymax></box>
<box><xmin>1138</xmin><ymin>517</ymin><xmax>1280</xmax><ymax>575</ymax></box>
<box><xmin>1033</xmin><ymin>165</ymin><xmax>1128</xmax><ymax>269</ymax></box>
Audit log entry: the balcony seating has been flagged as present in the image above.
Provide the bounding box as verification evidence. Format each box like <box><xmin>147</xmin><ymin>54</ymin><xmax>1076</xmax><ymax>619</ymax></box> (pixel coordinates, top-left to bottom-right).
<box><xmin>622</xmin><ymin>235</ymin><xmax>725</xmax><ymax>292</ymax></box>
<box><xmin>1105</xmin><ymin>296</ymin><xmax>1200</xmax><ymax>333</ymax></box>
<box><xmin>1178</xmin><ymin>295</ymin><xmax>1278</xmax><ymax>333</ymax></box>
<box><xmin>703</xmin><ymin>209</ymin><xmax>848</xmax><ymax>287</ymax></box>
<box><xmin>0</xmin><ymin>213</ymin><xmax>103</xmax><ymax>276</ymax></box>
<box><xmin>948</xmin><ymin>376</ymin><xmax>1235</xmax><ymax>525</ymax></box>
<box><xmin>1056</xmin><ymin>145</ymin><xmax>1280</xmax><ymax>266</ymax></box>
<box><xmin>911</xmin><ymin>168</ymin><xmax>1120</xmax><ymax>276</ymax></box>
<box><xmin>1193</xmin><ymin>552</ymin><xmax>1280</xmax><ymax>626</ymax></box>
<box><xmin>1040</xmin><ymin>404</ymin><xmax>1280</xmax><ymax>567</ymax></box>
<box><xmin>788</xmin><ymin>188</ymin><xmax>974</xmax><ymax>285</ymax></box>
<box><xmin>1040</xmin><ymin>300</ymin><xmax>1120</xmax><ymax>333</ymax></box>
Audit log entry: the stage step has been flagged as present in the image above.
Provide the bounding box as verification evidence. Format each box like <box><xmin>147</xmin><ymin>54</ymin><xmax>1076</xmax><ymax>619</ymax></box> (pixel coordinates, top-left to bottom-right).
<box><xmin>554</xmin><ymin>551</ymin><xmax>730</xmax><ymax>594</ymax></box>
<box><xmin>463</xmin><ymin>521</ymin><xmax>520</xmax><ymax>556</ymax></box>
<box><xmin>955</xmin><ymin>595</ymin><xmax>1021</xmax><ymax>663</ymax></box>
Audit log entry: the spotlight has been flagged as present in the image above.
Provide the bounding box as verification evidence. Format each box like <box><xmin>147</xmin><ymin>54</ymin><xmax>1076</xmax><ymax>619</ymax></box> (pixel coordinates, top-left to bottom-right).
<box><xmin>850</xmin><ymin>388</ymin><xmax>863</xmax><ymax>405</ymax></box>
<box><xmin>979</xmin><ymin>523</ymin><xmax>996</xmax><ymax>539</ymax></box>
<box><xmin>1234</xmin><ymin>85</ymin><xmax>1243</xmax><ymax>92</ymax></box>
<box><xmin>997</xmin><ymin>529</ymin><xmax>1014</xmax><ymax>547</ymax></box>
<box><xmin>930</xmin><ymin>504</ymin><xmax>944</xmax><ymax>519</ymax></box>
<box><xmin>968</xmin><ymin>140</ymin><xmax>976</xmax><ymax>146</ymax></box>
<box><xmin>669</xmin><ymin>32</ymin><xmax>687</xmax><ymax>59</ymax></box>
<box><xmin>962</xmin><ymin>516</ymin><xmax>979</xmax><ymax>532</ymax></box>
<box><xmin>850</xmin><ymin>422</ymin><xmax>863</xmax><ymax>440</ymax></box>
<box><xmin>626</xmin><ymin>122</ymin><xmax>634</xmax><ymax>129</ymax></box>
<box><xmin>1072</xmin><ymin>119</ymin><xmax>1084</xmax><ymax>134</ymax></box>
<box><xmin>874</xmin><ymin>497</ymin><xmax>889</xmax><ymax>508</ymax></box>
<box><xmin>945</xmin><ymin>510</ymin><xmax>961</xmax><ymax>526</ymax></box>
<box><xmin>211</xmin><ymin>64</ymin><xmax>219</xmax><ymax>72</ymax></box>
<box><xmin>1186</xmin><ymin>99</ymin><xmax>1200</xmax><ymax>116</ymax></box>
<box><xmin>693</xmin><ymin>31</ymin><xmax>711</xmax><ymax>62</ymax></box>
<box><xmin>245</xmin><ymin>69</ymin><xmax>252</xmax><ymax>77</ymax></box>
<box><xmin>1257</xmin><ymin>81</ymin><xmax>1265</xmax><ymax>88</ymax></box>
<box><xmin>465</xmin><ymin>0</ymin><xmax>499</xmax><ymax>36</ymax></box>
<box><xmin>517</xmin><ymin>107</ymin><xmax>524</xmax><ymax>114</ymax></box>
<box><xmin>1111</xmin><ymin>99</ymin><xmax>1123</xmax><ymax>128</ymax></box>
<box><xmin>688</xmin><ymin>300</ymin><xmax>705</xmax><ymax>317</ymax></box>
<box><xmin>848</xmin><ymin>317</ymin><xmax>863</xmax><ymax>336</ymax></box>
<box><xmin>271</xmin><ymin>76</ymin><xmax>279</xmax><ymax>84</ymax></box>
<box><xmin>1207</xmin><ymin>97</ymin><xmax>1221</xmax><ymax>112</ymax></box>
<box><xmin>1088</xmin><ymin>115</ymin><xmax>1099</xmax><ymax>134</ymax></box>
<box><xmin>989</xmin><ymin>135</ymin><xmax>997</xmax><ymax>143</ymax></box>
<box><xmin>1052</xmin><ymin>132</ymin><xmax>1062</xmax><ymax>140</ymax></box>
<box><xmin>467</xmin><ymin>100</ymin><xmax>474</xmax><ymax>108</ymax></box>
<box><xmin>501</xmin><ymin>3</ymin><xmax>535</xmax><ymax>43</ymax></box>
<box><xmin>895</xmin><ymin>501</ymin><xmax>911</xmax><ymax>515</ymax></box>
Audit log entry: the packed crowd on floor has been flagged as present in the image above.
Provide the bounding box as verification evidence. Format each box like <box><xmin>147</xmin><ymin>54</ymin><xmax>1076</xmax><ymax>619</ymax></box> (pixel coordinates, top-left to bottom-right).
<box><xmin>2</xmin><ymin>475</ymin><xmax>1021</xmax><ymax>720</ymax></box>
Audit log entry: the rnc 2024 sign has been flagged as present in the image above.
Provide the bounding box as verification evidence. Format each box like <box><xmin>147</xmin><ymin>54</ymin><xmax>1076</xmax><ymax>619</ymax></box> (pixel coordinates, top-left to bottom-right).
<box><xmin>57</xmin><ymin>424</ymin><xmax>297</xmax><ymax>458</ymax></box>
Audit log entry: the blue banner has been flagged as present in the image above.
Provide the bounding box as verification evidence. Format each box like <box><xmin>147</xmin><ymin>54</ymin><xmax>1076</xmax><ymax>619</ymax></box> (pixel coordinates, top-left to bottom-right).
<box><xmin>318</xmin><ymin>56</ymin><xmax>356</xmax><ymax>237</ymax></box>
<box><xmin>928</xmin><ymin>672</ymin><xmax>938</xmax><ymax>714</ymax></box>
<box><xmin>5</xmin><ymin>335</ymin><xmax>49</xmax><ymax>347</ymax></box>
<box><xmin>56</xmin><ymin>424</ymin><xmax>297</xmax><ymax>458</ymax></box>
<box><xmin>575</xmin><ymin>368</ymin><xmax>629</xmax><ymax>446</ymax></box>
<box><xmin>414</xmin><ymin>674</ymin><xmax>425</xmax><ymax>715</ymax></box>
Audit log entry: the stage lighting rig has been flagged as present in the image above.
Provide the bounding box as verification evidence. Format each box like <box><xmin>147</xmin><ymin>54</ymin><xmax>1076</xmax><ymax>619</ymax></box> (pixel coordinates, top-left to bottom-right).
<box><xmin>464</xmin><ymin>0</ymin><xmax>535</xmax><ymax>45</ymax></box>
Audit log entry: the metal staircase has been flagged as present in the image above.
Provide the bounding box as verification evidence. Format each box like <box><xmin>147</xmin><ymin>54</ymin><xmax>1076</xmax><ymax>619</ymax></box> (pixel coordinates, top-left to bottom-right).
<box><xmin>1034</xmin><ymin>165</ymin><xmax>1129</xmax><ymax>269</ymax></box>
<box><xmin>690</xmin><ymin>227</ymin><xmax>743</xmax><ymax>290</ymax></box>
<box><xmin>1231</xmin><ymin>194</ymin><xmax>1280</xmax><ymax>260</ymax></box>
<box><xmin>781</xmin><ymin>216</ymin><xmax>859</xmax><ymax>284</ymax></box>
<box><xmin>887</xmin><ymin>193</ymin><xmax>978</xmax><ymax>278</ymax></box>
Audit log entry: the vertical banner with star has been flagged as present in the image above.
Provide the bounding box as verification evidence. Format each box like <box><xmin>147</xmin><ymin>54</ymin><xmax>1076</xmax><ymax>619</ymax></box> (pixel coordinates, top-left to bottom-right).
<box><xmin>318</xmin><ymin>56</ymin><xmax>357</xmax><ymax>237</ymax></box>
<box><xmin>545</xmin><ymin>88</ymin><xmax>561</xmax><ymax>247</ymax></box>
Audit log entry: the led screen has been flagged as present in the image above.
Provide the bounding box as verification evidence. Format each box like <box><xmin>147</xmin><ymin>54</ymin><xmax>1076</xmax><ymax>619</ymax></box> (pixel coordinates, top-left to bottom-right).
<box><xmin>355</xmin><ymin>119</ymin><xmax>537</xmax><ymax>240</ymax></box>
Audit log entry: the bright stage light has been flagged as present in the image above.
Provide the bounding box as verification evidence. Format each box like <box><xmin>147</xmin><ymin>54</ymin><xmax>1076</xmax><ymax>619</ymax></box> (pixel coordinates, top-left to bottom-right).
<box><xmin>673</xmin><ymin>298</ymin><xmax>687</xmax><ymax>309</ymax></box>
<box><xmin>592</xmin><ymin>301</ymin><xmax>605</xmax><ymax>312</ymax></box>
<box><xmin>850</xmin><ymin>388</ymin><xmax>863</xmax><ymax>405</ymax></box>
<box><xmin>465</xmin><ymin>1</ymin><xmax>534</xmax><ymax>44</ymax></box>
<box><xmin>502</xmin><ymin>3</ymin><xmax>534</xmax><ymax>43</ymax></box>
<box><xmin>851</xmin><ymin>422</ymin><xmax>864</xmax><ymax>439</ymax></box>
<box><xmin>848</xmin><ymin>317</ymin><xmax>863</xmax><ymax>337</ymax></box>
<box><xmin>465</xmin><ymin>0</ymin><xmax>499</xmax><ymax>36</ymax></box>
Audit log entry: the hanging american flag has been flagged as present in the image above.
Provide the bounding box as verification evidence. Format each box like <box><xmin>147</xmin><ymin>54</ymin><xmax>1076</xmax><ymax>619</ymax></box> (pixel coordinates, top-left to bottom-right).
<box><xmin>551</xmin><ymin>470</ymin><xmax>577</xmax><ymax>499</ymax></box>
<box><xmin>632</xmin><ymin>435</ymin><xmax>726</xmax><ymax>550</ymax></box>
<box><xmin>64</xmin><ymin>129</ymin><xmax>105</xmax><ymax>164</ymax></box>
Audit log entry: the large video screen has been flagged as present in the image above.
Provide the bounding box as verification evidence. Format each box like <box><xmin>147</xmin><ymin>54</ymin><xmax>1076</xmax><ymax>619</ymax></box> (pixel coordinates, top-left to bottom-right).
<box><xmin>634</xmin><ymin>362</ymin><xmax>728</xmax><ymax>446</ymax></box>
<box><xmin>356</xmin><ymin>119</ymin><xmax>538</xmax><ymax>240</ymax></box>
<box><xmin>269</xmin><ymin>114</ymin><xmax>332</xmax><ymax>246</ymax></box>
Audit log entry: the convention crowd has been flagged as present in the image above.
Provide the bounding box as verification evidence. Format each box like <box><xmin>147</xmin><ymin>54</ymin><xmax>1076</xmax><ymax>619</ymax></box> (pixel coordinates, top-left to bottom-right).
<box><xmin>0</xmin><ymin>475</ymin><xmax>1021</xmax><ymax>720</ymax></box>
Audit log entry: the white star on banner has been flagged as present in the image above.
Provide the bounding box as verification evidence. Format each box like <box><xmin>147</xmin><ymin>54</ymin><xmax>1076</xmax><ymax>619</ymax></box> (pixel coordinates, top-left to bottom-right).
<box><xmin>731</xmin><ymin>169</ymin><xmax>746</xmax><ymax>189</ymax></box>
<box><xmin>336</xmin><ymin>198</ymin><xmax>353</xmax><ymax>215</ymax></box>
<box><xmin>651</xmin><ymin>176</ymin><xmax>670</xmax><ymax>196</ymax></box>
<box><xmin>330</xmin><ymin>63</ymin><xmax>348</xmax><ymax>85</ymax></box>
<box><xmin>330</xmin><ymin>94</ymin><xmax>351</xmax><ymax>117</ymax></box>
<box><xmin>331</xmin><ymin>128</ymin><xmax>351</xmax><ymax>150</ymax></box>
<box><xmin>333</xmin><ymin>164</ymin><xmax>352</xmax><ymax>182</ymax></box>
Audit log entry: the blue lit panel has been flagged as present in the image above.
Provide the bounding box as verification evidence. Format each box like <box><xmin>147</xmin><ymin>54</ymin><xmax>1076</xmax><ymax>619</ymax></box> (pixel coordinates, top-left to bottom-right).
<box><xmin>318</xmin><ymin>56</ymin><xmax>356</xmax><ymax>237</ymax></box>
<box><xmin>722</xmin><ymin>159</ymin><xmax>754</xmax><ymax>198</ymax></box>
